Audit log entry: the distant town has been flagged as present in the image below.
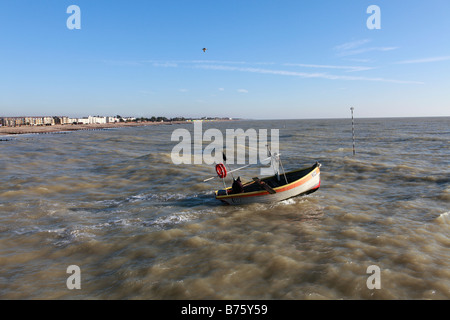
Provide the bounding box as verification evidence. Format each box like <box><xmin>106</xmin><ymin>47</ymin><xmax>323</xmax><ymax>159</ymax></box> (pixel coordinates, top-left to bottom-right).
<box><xmin>0</xmin><ymin>115</ymin><xmax>235</xmax><ymax>127</ymax></box>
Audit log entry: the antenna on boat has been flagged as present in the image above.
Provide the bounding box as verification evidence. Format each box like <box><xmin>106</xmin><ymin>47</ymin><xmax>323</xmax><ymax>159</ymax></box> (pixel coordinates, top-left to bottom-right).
<box><xmin>266</xmin><ymin>144</ymin><xmax>277</xmax><ymax>180</ymax></box>
<box><xmin>351</xmin><ymin>107</ymin><xmax>356</xmax><ymax>155</ymax></box>
<box><xmin>279</xmin><ymin>155</ymin><xmax>288</xmax><ymax>184</ymax></box>
<box><xmin>221</xmin><ymin>177</ymin><xmax>227</xmax><ymax>190</ymax></box>
<box><xmin>222</xmin><ymin>152</ymin><xmax>235</xmax><ymax>180</ymax></box>
<box><xmin>267</xmin><ymin>145</ymin><xmax>288</xmax><ymax>184</ymax></box>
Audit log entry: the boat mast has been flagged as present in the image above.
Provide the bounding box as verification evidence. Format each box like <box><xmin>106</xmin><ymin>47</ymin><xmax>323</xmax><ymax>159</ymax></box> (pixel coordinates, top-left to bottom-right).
<box><xmin>267</xmin><ymin>145</ymin><xmax>288</xmax><ymax>184</ymax></box>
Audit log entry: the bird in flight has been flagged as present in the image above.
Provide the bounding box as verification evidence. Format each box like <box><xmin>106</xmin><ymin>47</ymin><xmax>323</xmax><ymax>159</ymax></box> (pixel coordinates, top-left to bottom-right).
<box><xmin>202</xmin><ymin>48</ymin><xmax>207</xmax><ymax>52</ymax></box>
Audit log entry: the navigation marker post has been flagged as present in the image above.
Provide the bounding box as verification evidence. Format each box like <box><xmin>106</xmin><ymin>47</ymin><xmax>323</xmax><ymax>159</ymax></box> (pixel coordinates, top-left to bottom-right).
<box><xmin>351</xmin><ymin>107</ymin><xmax>356</xmax><ymax>155</ymax></box>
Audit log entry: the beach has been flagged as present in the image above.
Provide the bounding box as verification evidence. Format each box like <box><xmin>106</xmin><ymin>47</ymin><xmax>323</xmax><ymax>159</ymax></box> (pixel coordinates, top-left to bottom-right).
<box><xmin>0</xmin><ymin>120</ymin><xmax>231</xmax><ymax>136</ymax></box>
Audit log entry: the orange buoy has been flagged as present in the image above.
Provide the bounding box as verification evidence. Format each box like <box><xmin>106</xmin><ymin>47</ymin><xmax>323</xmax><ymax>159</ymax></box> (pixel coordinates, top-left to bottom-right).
<box><xmin>215</xmin><ymin>163</ymin><xmax>227</xmax><ymax>179</ymax></box>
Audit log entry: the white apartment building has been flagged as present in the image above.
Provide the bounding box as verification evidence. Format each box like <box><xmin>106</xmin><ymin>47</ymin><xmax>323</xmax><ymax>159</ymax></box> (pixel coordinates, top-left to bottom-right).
<box><xmin>106</xmin><ymin>116</ymin><xmax>119</xmax><ymax>123</ymax></box>
<box><xmin>88</xmin><ymin>116</ymin><xmax>107</xmax><ymax>124</ymax></box>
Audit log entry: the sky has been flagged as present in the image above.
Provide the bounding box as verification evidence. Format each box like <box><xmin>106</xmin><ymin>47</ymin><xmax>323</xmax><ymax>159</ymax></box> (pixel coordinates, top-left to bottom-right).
<box><xmin>0</xmin><ymin>0</ymin><xmax>449</xmax><ymax>119</ymax></box>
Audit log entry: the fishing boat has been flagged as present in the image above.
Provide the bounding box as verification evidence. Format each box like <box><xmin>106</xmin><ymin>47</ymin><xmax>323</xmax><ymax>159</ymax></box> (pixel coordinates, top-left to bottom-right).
<box><xmin>212</xmin><ymin>161</ymin><xmax>321</xmax><ymax>205</ymax></box>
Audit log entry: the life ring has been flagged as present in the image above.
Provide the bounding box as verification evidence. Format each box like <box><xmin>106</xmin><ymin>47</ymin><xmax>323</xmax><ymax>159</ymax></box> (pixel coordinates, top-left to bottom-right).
<box><xmin>215</xmin><ymin>163</ymin><xmax>227</xmax><ymax>179</ymax></box>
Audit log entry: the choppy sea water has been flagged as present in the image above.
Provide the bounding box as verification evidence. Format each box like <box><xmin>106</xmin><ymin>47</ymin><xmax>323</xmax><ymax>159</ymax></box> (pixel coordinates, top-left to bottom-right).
<box><xmin>0</xmin><ymin>117</ymin><xmax>448</xmax><ymax>300</ymax></box>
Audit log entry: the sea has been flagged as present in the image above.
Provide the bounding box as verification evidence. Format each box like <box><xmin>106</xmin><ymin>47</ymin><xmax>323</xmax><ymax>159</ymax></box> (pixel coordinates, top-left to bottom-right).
<box><xmin>0</xmin><ymin>117</ymin><xmax>449</xmax><ymax>300</ymax></box>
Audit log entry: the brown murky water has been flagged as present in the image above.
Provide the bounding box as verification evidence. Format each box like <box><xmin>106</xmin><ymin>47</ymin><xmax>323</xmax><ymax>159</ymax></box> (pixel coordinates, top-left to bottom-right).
<box><xmin>0</xmin><ymin>117</ymin><xmax>449</xmax><ymax>299</ymax></box>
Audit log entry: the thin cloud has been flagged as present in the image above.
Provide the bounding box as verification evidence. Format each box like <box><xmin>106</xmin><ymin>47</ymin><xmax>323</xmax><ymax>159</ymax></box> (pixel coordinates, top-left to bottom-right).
<box><xmin>345</xmin><ymin>58</ymin><xmax>374</xmax><ymax>63</ymax></box>
<box><xmin>334</xmin><ymin>39</ymin><xmax>371</xmax><ymax>51</ymax></box>
<box><xmin>153</xmin><ymin>62</ymin><xmax>178</xmax><ymax>67</ymax></box>
<box><xmin>193</xmin><ymin>64</ymin><xmax>423</xmax><ymax>84</ymax></box>
<box><xmin>197</xmin><ymin>64</ymin><xmax>328</xmax><ymax>79</ymax></box>
<box><xmin>334</xmin><ymin>39</ymin><xmax>398</xmax><ymax>56</ymax></box>
<box><xmin>237</xmin><ymin>89</ymin><xmax>248</xmax><ymax>93</ymax></box>
<box><xmin>193</xmin><ymin>60</ymin><xmax>247</xmax><ymax>65</ymax></box>
<box><xmin>338</xmin><ymin>46</ymin><xmax>398</xmax><ymax>56</ymax></box>
<box><xmin>147</xmin><ymin>59</ymin><xmax>247</xmax><ymax>65</ymax></box>
<box><xmin>110</xmin><ymin>59</ymin><xmax>423</xmax><ymax>85</ymax></box>
<box><xmin>284</xmin><ymin>63</ymin><xmax>375</xmax><ymax>72</ymax></box>
<box><xmin>396</xmin><ymin>56</ymin><xmax>450</xmax><ymax>64</ymax></box>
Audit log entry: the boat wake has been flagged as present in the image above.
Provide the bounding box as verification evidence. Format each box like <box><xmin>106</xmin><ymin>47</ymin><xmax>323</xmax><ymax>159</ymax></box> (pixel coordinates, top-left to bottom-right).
<box><xmin>17</xmin><ymin>191</ymin><xmax>221</xmax><ymax>248</ymax></box>
<box><xmin>125</xmin><ymin>191</ymin><xmax>218</xmax><ymax>207</ymax></box>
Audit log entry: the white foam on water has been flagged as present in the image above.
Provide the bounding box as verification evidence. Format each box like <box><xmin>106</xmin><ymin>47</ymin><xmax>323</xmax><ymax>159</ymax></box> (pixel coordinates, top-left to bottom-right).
<box><xmin>126</xmin><ymin>192</ymin><xmax>188</xmax><ymax>203</ymax></box>
<box><xmin>13</xmin><ymin>226</ymin><xmax>43</xmax><ymax>236</ymax></box>
<box><xmin>46</xmin><ymin>228</ymin><xmax>67</xmax><ymax>234</ymax></box>
<box><xmin>45</xmin><ymin>226</ymin><xmax>97</xmax><ymax>247</ymax></box>
<box><xmin>93</xmin><ymin>199</ymin><xmax>123</xmax><ymax>206</ymax></box>
<box><xmin>107</xmin><ymin>218</ymin><xmax>142</xmax><ymax>227</ymax></box>
<box><xmin>436</xmin><ymin>211</ymin><xmax>450</xmax><ymax>225</ymax></box>
<box><xmin>127</xmin><ymin>193</ymin><xmax>149</xmax><ymax>202</ymax></box>
<box><xmin>147</xmin><ymin>206</ymin><xmax>217</xmax><ymax>230</ymax></box>
<box><xmin>279</xmin><ymin>198</ymin><xmax>296</xmax><ymax>205</ymax></box>
<box><xmin>149</xmin><ymin>213</ymin><xmax>194</xmax><ymax>229</ymax></box>
<box><xmin>269</xmin><ymin>197</ymin><xmax>307</xmax><ymax>209</ymax></box>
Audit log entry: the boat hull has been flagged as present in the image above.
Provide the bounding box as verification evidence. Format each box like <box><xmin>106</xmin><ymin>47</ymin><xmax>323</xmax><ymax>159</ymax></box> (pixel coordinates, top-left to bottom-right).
<box><xmin>215</xmin><ymin>162</ymin><xmax>321</xmax><ymax>205</ymax></box>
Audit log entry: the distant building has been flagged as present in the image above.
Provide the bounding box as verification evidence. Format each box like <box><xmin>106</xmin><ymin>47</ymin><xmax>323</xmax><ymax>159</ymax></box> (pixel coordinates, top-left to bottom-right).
<box><xmin>42</xmin><ymin>116</ymin><xmax>54</xmax><ymax>126</ymax></box>
<box><xmin>78</xmin><ymin>117</ymin><xmax>90</xmax><ymax>125</ymax></box>
<box><xmin>106</xmin><ymin>116</ymin><xmax>119</xmax><ymax>123</ymax></box>
<box><xmin>0</xmin><ymin>117</ymin><xmax>26</xmax><ymax>127</ymax></box>
<box><xmin>0</xmin><ymin>114</ymin><xmax>208</xmax><ymax>127</ymax></box>
<box><xmin>61</xmin><ymin>116</ymin><xmax>70</xmax><ymax>124</ymax></box>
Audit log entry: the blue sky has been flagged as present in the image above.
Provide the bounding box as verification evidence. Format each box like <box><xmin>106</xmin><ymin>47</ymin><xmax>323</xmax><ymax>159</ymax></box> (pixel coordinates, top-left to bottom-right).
<box><xmin>0</xmin><ymin>0</ymin><xmax>449</xmax><ymax>119</ymax></box>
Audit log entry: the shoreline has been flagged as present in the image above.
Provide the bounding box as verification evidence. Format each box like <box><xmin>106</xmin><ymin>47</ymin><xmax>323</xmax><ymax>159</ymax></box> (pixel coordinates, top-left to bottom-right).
<box><xmin>0</xmin><ymin>120</ymin><xmax>236</xmax><ymax>136</ymax></box>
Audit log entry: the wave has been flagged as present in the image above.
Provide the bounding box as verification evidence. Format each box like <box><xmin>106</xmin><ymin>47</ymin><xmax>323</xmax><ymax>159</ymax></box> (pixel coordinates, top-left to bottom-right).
<box><xmin>436</xmin><ymin>212</ymin><xmax>450</xmax><ymax>225</ymax></box>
